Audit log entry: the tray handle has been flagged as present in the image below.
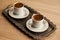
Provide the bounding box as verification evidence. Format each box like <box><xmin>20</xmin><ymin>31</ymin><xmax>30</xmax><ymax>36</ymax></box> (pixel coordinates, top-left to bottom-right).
<box><xmin>43</xmin><ymin>17</ymin><xmax>56</xmax><ymax>37</ymax></box>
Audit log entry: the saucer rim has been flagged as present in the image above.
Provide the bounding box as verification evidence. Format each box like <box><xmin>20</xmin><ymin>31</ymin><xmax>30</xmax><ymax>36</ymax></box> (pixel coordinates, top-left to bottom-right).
<box><xmin>26</xmin><ymin>19</ymin><xmax>49</xmax><ymax>32</ymax></box>
<box><xmin>9</xmin><ymin>6</ymin><xmax>29</xmax><ymax>19</ymax></box>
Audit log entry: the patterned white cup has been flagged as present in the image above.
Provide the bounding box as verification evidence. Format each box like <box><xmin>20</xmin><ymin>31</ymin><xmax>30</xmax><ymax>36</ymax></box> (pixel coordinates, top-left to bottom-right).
<box><xmin>32</xmin><ymin>14</ymin><xmax>44</xmax><ymax>28</ymax></box>
<box><xmin>13</xmin><ymin>2</ymin><xmax>25</xmax><ymax>17</ymax></box>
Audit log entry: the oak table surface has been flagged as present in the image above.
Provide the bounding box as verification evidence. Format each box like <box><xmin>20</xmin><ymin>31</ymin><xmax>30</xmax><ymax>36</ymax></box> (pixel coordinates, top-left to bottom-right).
<box><xmin>0</xmin><ymin>0</ymin><xmax>60</xmax><ymax>40</ymax></box>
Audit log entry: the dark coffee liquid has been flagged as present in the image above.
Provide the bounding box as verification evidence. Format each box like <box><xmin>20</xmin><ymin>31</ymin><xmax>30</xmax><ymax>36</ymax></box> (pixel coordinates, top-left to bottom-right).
<box><xmin>33</xmin><ymin>14</ymin><xmax>43</xmax><ymax>20</ymax></box>
<box><xmin>15</xmin><ymin>3</ymin><xmax>23</xmax><ymax>8</ymax></box>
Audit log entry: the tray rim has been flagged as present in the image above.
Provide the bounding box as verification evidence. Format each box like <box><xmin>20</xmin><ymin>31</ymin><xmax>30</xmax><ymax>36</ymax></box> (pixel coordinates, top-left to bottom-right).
<box><xmin>2</xmin><ymin>4</ymin><xmax>56</xmax><ymax>40</ymax></box>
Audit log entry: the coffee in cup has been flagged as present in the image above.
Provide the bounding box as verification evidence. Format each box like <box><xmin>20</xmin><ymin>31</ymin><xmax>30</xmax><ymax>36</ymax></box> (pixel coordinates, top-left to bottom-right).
<box><xmin>14</xmin><ymin>2</ymin><xmax>23</xmax><ymax>8</ymax></box>
<box><xmin>33</xmin><ymin>14</ymin><xmax>43</xmax><ymax>21</ymax></box>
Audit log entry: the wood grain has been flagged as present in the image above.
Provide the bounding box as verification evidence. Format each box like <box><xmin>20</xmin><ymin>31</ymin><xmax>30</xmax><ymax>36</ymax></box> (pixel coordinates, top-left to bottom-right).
<box><xmin>0</xmin><ymin>0</ymin><xmax>60</xmax><ymax>40</ymax></box>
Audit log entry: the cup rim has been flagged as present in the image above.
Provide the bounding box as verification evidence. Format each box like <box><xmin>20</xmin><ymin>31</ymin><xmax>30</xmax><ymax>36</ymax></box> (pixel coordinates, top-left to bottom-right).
<box><xmin>32</xmin><ymin>14</ymin><xmax>44</xmax><ymax>22</ymax></box>
<box><xmin>14</xmin><ymin>2</ymin><xmax>24</xmax><ymax>8</ymax></box>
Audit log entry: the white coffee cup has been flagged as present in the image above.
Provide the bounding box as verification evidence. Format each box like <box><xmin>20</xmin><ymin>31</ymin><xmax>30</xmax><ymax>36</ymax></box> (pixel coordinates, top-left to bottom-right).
<box><xmin>31</xmin><ymin>14</ymin><xmax>44</xmax><ymax>28</ymax></box>
<box><xmin>13</xmin><ymin>2</ymin><xmax>25</xmax><ymax>17</ymax></box>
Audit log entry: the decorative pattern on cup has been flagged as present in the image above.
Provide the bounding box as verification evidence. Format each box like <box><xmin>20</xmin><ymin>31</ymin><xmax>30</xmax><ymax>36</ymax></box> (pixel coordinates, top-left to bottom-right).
<box><xmin>32</xmin><ymin>14</ymin><xmax>44</xmax><ymax>28</ymax></box>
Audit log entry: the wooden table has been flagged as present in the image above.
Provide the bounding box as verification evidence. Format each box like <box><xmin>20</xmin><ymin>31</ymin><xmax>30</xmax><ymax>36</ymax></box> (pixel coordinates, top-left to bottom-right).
<box><xmin>0</xmin><ymin>0</ymin><xmax>60</xmax><ymax>40</ymax></box>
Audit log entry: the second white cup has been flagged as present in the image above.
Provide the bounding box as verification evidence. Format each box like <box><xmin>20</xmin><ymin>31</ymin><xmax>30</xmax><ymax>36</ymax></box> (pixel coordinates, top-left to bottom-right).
<box><xmin>31</xmin><ymin>14</ymin><xmax>44</xmax><ymax>28</ymax></box>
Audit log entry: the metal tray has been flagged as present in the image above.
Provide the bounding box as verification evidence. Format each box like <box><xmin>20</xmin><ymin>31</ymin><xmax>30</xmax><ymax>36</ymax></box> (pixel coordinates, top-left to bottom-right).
<box><xmin>2</xmin><ymin>4</ymin><xmax>56</xmax><ymax>40</ymax></box>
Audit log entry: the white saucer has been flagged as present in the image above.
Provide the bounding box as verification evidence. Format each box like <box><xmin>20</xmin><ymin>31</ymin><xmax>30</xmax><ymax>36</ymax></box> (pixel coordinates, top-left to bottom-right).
<box><xmin>26</xmin><ymin>19</ymin><xmax>49</xmax><ymax>32</ymax></box>
<box><xmin>9</xmin><ymin>7</ymin><xmax>29</xmax><ymax>19</ymax></box>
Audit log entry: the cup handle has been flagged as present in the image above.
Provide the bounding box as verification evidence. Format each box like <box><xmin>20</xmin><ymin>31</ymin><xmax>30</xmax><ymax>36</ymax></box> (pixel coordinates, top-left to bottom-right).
<box><xmin>4</xmin><ymin>4</ymin><xmax>14</xmax><ymax>13</ymax></box>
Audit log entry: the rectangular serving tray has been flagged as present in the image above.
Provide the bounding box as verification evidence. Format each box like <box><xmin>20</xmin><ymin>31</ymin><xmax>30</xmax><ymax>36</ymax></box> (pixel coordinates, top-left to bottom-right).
<box><xmin>2</xmin><ymin>4</ymin><xmax>56</xmax><ymax>40</ymax></box>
